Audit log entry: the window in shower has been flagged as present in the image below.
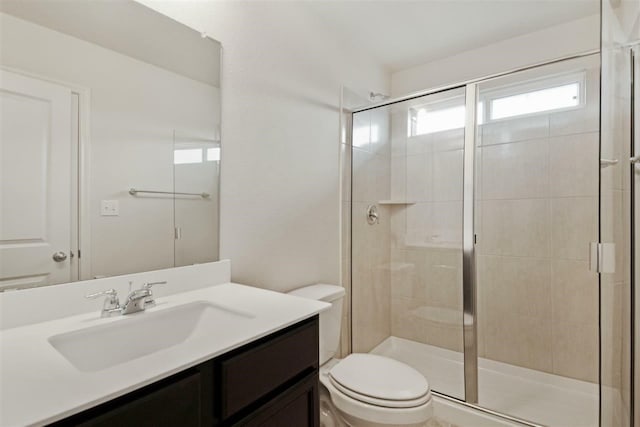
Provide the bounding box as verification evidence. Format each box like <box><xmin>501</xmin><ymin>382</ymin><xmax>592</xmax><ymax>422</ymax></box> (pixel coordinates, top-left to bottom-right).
<box><xmin>484</xmin><ymin>71</ymin><xmax>585</xmax><ymax>121</ymax></box>
<box><xmin>408</xmin><ymin>97</ymin><xmax>483</xmax><ymax>136</ymax></box>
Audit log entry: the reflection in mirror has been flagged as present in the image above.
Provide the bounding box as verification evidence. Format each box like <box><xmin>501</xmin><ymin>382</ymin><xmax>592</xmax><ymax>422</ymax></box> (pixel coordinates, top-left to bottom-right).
<box><xmin>173</xmin><ymin>131</ymin><xmax>220</xmax><ymax>267</ymax></box>
<box><xmin>0</xmin><ymin>0</ymin><xmax>221</xmax><ymax>290</ymax></box>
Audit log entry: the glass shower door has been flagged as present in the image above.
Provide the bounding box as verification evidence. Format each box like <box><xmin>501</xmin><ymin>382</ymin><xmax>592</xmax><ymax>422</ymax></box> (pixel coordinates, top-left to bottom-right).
<box><xmin>351</xmin><ymin>87</ymin><xmax>468</xmax><ymax>399</ymax></box>
<box><xmin>474</xmin><ymin>55</ymin><xmax>600</xmax><ymax>426</ymax></box>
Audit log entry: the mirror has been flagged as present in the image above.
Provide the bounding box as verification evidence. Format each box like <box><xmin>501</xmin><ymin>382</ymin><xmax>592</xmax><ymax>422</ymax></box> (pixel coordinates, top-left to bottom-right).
<box><xmin>0</xmin><ymin>0</ymin><xmax>221</xmax><ymax>290</ymax></box>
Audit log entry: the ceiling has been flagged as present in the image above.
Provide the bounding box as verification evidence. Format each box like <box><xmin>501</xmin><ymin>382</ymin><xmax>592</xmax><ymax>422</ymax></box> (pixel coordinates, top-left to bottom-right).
<box><xmin>302</xmin><ymin>0</ymin><xmax>599</xmax><ymax>72</ymax></box>
<box><xmin>0</xmin><ymin>0</ymin><xmax>221</xmax><ymax>86</ymax></box>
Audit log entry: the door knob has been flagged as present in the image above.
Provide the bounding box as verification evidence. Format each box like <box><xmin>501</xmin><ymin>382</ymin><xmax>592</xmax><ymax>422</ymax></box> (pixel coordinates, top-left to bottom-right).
<box><xmin>52</xmin><ymin>251</ymin><xmax>68</xmax><ymax>262</ymax></box>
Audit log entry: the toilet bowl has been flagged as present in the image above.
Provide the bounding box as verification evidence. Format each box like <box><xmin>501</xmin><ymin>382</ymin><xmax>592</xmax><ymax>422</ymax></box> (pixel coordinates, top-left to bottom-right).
<box><xmin>288</xmin><ymin>284</ymin><xmax>433</xmax><ymax>427</ymax></box>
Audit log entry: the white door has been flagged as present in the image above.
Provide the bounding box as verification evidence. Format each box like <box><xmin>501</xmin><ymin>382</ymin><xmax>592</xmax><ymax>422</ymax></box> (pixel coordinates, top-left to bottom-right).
<box><xmin>0</xmin><ymin>70</ymin><xmax>73</xmax><ymax>289</ymax></box>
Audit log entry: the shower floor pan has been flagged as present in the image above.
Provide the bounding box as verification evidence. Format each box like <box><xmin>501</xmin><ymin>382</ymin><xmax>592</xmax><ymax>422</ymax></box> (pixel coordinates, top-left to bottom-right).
<box><xmin>371</xmin><ymin>336</ymin><xmax>598</xmax><ymax>427</ymax></box>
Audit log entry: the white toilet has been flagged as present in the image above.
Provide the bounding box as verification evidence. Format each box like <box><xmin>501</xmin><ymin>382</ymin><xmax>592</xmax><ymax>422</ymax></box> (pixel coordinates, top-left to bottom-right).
<box><xmin>288</xmin><ymin>284</ymin><xmax>433</xmax><ymax>427</ymax></box>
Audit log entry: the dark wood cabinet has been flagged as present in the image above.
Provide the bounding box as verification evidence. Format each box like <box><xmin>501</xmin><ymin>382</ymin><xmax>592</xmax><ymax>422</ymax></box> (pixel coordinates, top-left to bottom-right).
<box><xmin>237</xmin><ymin>372</ymin><xmax>318</xmax><ymax>427</ymax></box>
<box><xmin>50</xmin><ymin>316</ymin><xmax>319</xmax><ymax>427</ymax></box>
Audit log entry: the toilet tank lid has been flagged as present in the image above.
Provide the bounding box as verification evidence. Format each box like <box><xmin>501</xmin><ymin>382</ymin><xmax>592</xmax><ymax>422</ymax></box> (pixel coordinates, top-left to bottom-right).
<box><xmin>288</xmin><ymin>284</ymin><xmax>345</xmax><ymax>302</ymax></box>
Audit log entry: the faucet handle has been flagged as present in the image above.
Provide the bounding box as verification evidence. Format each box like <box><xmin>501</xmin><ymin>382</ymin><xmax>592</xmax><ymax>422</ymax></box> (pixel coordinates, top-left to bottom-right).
<box><xmin>86</xmin><ymin>288</ymin><xmax>118</xmax><ymax>301</ymax></box>
<box><xmin>142</xmin><ymin>281</ymin><xmax>166</xmax><ymax>308</ymax></box>
<box><xmin>143</xmin><ymin>281</ymin><xmax>166</xmax><ymax>290</ymax></box>
<box><xmin>85</xmin><ymin>289</ymin><xmax>121</xmax><ymax>317</ymax></box>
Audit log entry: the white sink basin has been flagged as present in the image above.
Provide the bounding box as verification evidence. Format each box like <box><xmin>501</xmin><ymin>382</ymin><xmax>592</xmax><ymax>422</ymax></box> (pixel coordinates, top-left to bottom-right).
<box><xmin>48</xmin><ymin>301</ymin><xmax>254</xmax><ymax>372</ymax></box>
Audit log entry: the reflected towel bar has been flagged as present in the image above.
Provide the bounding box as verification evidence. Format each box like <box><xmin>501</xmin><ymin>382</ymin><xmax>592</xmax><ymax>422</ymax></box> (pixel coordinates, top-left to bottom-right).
<box><xmin>128</xmin><ymin>188</ymin><xmax>210</xmax><ymax>198</ymax></box>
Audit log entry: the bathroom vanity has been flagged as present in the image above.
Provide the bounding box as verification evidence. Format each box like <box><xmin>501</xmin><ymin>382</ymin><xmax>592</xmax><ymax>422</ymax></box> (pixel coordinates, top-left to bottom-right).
<box><xmin>0</xmin><ymin>262</ymin><xmax>329</xmax><ymax>427</ymax></box>
<box><xmin>52</xmin><ymin>316</ymin><xmax>319</xmax><ymax>427</ymax></box>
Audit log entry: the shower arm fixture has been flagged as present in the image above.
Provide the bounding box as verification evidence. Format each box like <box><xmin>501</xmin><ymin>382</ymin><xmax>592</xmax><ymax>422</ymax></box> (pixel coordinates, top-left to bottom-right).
<box><xmin>369</xmin><ymin>92</ymin><xmax>390</xmax><ymax>102</ymax></box>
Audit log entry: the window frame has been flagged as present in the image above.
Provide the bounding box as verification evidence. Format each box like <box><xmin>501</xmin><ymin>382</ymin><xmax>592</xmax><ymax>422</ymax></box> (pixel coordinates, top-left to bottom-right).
<box><xmin>480</xmin><ymin>71</ymin><xmax>587</xmax><ymax>124</ymax></box>
<box><xmin>407</xmin><ymin>95</ymin><xmax>468</xmax><ymax>137</ymax></box>
<box><xmin>406</xmin><ymin>70</ymin><xmax>587</xmax><ymax>138</ymax></box>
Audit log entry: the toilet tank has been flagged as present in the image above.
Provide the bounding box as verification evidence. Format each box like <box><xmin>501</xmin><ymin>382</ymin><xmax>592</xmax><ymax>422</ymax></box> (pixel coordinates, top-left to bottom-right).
<box><xmin>287</xmin><ymin>284</ymin><xmax>345</xmax><ymax>365</ymax></box>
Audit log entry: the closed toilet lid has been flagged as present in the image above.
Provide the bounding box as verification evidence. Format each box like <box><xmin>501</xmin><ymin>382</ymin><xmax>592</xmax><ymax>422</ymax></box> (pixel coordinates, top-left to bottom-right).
<box><xmin>328</xmin><ymin>354</ymin><xmax>430</xmax><ymax>407</ymax></box>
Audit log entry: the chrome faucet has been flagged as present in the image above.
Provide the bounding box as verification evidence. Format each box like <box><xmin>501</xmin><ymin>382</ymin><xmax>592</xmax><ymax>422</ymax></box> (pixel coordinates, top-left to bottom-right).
<box><xmin>85</xmin><ymin>288</ymin><xmax>122</xmax><ymax>318</ymax></box>
<box><xmin>120</xmin><ymin>288</ymin><xmax>151</xmax><ymax>315</ymax></box>
<box><xmin>86</xmin><ymin>281</ymin><xmax>166</xmax><ymax>317</ymax></box>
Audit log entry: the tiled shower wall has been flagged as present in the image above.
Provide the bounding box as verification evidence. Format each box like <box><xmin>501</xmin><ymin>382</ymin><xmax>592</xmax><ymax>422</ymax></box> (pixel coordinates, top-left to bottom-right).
<box><xmin>475</xmin><ymin>57</ymin><xmax>600</xmax><ymax>382</ymax></box>
<box><xmin>350</xmin><ymin>56</ymin><xmax>601</xmax><ymax>383</ymax></box>
<box><xmin>350</xmin><ymin>107</ymin><xmax>393</xmax><ymax>353</ymax></box>
<box><xmin>388</xmin><ymin>89</ymin><xmax>466</xmax><ymax>354</ymax></box>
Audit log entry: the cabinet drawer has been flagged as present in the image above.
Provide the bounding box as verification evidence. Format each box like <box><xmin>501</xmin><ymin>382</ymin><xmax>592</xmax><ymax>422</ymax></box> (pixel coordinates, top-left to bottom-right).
<box><xmin>218</xmin><ymin>316</ymin><xmax>319</xmax><ymax>419</ymax></box>
<box><xmin>236</xmin><ymin>372</ymin><xmax>319</xmax><ymax>427</ymax></box>
<box><xmin>51</xmin><ymin>369</ymin><xmax>203</xmax><ymax>427</ymax></box>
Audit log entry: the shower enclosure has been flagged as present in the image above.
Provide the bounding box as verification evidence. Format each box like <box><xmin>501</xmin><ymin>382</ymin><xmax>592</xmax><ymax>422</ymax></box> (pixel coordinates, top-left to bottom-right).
<box><xmin>348</xmin><ymin>46</ymin><xmax>634</xmax><ymax>426</ymax></box>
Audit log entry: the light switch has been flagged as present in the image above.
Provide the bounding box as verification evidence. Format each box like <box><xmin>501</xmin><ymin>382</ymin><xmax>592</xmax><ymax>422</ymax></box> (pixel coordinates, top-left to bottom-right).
<box><xmin>100</xmin><ymin>200</ymin><xmax>119</xmax><ymax>216</ymax></box>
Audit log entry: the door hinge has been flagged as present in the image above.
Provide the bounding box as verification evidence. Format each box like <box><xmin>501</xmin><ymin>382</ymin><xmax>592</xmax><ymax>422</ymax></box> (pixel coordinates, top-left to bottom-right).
<box><xmin>589</xmin><ymin>242</ymin><xmax>616</xmax><ymax>273</ymax></box>
<box><xmin>174</xmin><ymin>227</ymin><xmax>182</xmax><ymax>240</ymax></box>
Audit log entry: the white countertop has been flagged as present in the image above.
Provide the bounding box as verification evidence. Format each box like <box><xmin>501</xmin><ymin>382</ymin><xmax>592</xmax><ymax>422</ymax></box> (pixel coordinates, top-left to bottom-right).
<box><xmin>0</xmin><ymin>283</ymin><xmax>329</xmax><ymax>427</ymax></box>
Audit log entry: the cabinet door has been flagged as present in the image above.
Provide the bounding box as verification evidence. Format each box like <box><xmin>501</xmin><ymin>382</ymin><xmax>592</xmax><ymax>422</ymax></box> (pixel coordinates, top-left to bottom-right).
<box><xmin>236</xmin><ymin>373</ymin><xmax>319</xmax><ymax>427</ymax></box>
<box><xmin>218</xmin><ymin>317</ymin><xmax>318</xmax><ymax>419</ymax></box>
<box><xmin>51</xmin><ymin>370</ymin><xmax>203</xmax><ymax>427</ymax></box>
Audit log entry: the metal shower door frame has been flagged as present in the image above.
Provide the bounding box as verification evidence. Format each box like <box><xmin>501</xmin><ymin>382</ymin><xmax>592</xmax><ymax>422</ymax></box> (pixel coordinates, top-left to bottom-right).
<box><xmin>462</xmin><ymin>82</ymin><xmax>479</xmax><ymax>403</ymax></box>
<box><xmin>350</xmin><ymin>50</ymin><xmax>599</xmax><ymax>423</ymax></box>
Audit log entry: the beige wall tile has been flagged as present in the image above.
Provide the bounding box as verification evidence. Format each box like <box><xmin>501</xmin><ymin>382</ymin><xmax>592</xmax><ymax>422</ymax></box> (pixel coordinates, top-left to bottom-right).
<box><xmin>399</xmin><ymin>249</ymin><xmax>429</xmax><ymax>302</ymax></box>
<box><xmin>352</xmin><ymin>261</ymin><xmax>391</xmax><ymax>352</ymax></box>
<box><xmin>600</xmin><ymin>279</ymin><xmax>623</xmax><ymax>389</ymax></box>
<box><xmin>549</xmin><ymin>132</ymin><xmax>599</xmax><ymax>197</ymax></box>
<box><xmin>391</xmin><ymin>296</ymin><xmax>463</xmax><ymax>351</ymax></box>
<box><xmin>351</xmin><ymin>148</ymin><xmax>374</xmax><ymax>202</ymax></box>
<box><xmin>391</xmin><ymin>155</ymin><xmax>406</xmax><ymax>200</ymax></box>
<box><xmin>374</xmin><ymin>153</ymin><xmax>391</xmax><ymax>201</ymax></box>
<box><xmin>430</xmin><ymin>128</ymin><xmax>465</xmax><ymax>153</ymax></box>
<box><xmin>432</xmin><ymin>149</ymin><xmax>464</xmax><ymax>202</ymax></box>
<box><xmin>479</xmin><ymin>199</ymin><xmax>551</xmax><ymax>257</ymax></box>
<box><xmin>370</xmin><ymin>107</ymin><xmax>391</xmax><ymax>157</ymax></box>
<box><xmin>551</xmin><ymin>196</ymin><xmax>598</xmax><ymax>261</ymax></box>
<box><xmin>549</xmin><ymin>103</ymin><xmax>599</xmax><ymax>137</ymax></box>
<box><xmin>407</xmin><ymin>134</ymin><xmax>431</xmax><ymax>156</ymax></box>
<box><xmin>391</xmin><ymin>296</ymin><xmax>422</xmax><ymax>341</ymax></box>
<box><xmin>481</xmin><ymin>114</ymin><xmax>549</xmax><ymax>145</ymax></box>
<box><xmin>481</xmin><ymin>138</ymin><xmax>550</xmax><ymax>200</ymax></box>
<box><xmin>352</xmin><ymin>110</ymin><xmax>371</xmax><ymax>150</ymax></box>
<box><xmin>551</xmin><ymin>259</ymin><xmax>598</xmax><ymax>325</ymax></box>
<box><xmin>483</xmin><ymin>311</ymin><xmax>553</xmax><ymax>373</ymax></box>
<box><xmin>478</xmin><ymin>255</ymin><xmax>552</xmax><ymax>318</ymax></box>
<box><xmin>478</xmin><ymin>255</ymin><xmax>553</xmax><ymax>372</ymax></box>
<box><xmin>552</xmin><ymin>320</ymin><xmax>599</xmax><ymax>382</ymax></box>
<box><xmin>390</xmin><ymin>108</ymin><xmax>408</xmax><ymax>157</ymax></box>
<box><xmin>351</xmin><ymin>198</ymin><xmax>391</xmax><ymax>353</ymax></box>
<box><xmin>405</xmin><ymin>202</ymin><xmax>463</xmax><ymax>246</ymax></box>
<box><xmin>390</xmin><ymin>206</ymin><xmax>407</xmax><ymax>249</ymax></box>
<box><xmin>406</xmin><ymin>154</ymin><xmax>433</xmax><ymax>202</ymax></box>
<box><xmin>390</xmin><ymin>250</ymin><xmax>417</xmax><ymax>300</ymax></box>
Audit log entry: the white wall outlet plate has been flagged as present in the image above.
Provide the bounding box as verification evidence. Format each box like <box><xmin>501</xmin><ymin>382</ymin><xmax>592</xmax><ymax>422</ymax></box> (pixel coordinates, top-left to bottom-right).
<box><xmin>100</xmin><ymin>200</ymin><xmax>119</xmax><ymax>216</ymax></box>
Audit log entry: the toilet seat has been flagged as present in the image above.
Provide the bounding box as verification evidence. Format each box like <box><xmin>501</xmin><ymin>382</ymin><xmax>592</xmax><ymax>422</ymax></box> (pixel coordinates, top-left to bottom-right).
<box><xmin>321</xmin><ymin>358</ymin><xmax>433</xmax><ymax>426</ymax></box>
<box><xmin>328</xmin><ymin>354</ymin><xmax>431</xmax><ymax>408</ymax></box>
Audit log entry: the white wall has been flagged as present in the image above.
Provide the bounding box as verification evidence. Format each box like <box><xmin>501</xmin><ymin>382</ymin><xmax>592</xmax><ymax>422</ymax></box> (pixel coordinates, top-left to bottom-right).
<box><xmin>391</xmin><ymin>14</ymin><xmax>600</xmax><ymax>97</ymax></box>
<box><xmin>0</xmin><ymin>12</ymin><xmax>220</xmax><ymax>279</ymax></box>
<box><xmin>138</xmin><ymin>1</ymin><xmax>390</xmax><ymax>292</ymax></box>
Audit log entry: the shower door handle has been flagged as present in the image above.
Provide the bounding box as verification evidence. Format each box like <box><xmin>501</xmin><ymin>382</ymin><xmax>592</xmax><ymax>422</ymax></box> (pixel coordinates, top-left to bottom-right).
<box><xmin>630</xmin><ymin>155</ymin><xmax>640</xmax><ymax>164</ymax></box>
<box><xmin>590</xmin><ymin>242</ymin><xmax>616</xmax><ymax>273</ymax></box>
